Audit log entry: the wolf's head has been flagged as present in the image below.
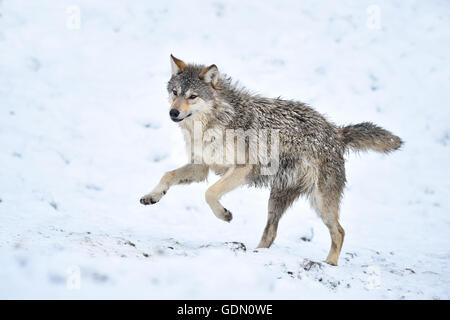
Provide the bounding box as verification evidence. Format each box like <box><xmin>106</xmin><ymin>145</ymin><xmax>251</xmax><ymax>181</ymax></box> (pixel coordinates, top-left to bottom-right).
<box><xmin>167</xmin><ymin>55</ymin><xmax>219</xmax><ymax>123</ymax></box>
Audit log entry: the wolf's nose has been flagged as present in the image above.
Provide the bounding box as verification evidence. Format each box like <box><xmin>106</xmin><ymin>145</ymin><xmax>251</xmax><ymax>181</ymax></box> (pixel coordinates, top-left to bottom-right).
<box><xmin>169</xmin><ymin>109</ymin><xmax>180</xmax><ymax>118</ymax></box>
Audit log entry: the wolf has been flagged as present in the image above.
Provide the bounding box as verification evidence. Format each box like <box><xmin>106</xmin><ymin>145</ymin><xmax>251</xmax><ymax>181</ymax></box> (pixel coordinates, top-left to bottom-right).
<box><xmin>140</xmin><ymin>55</ymin><xmax>402</xmax><ymax>266</ymax></box>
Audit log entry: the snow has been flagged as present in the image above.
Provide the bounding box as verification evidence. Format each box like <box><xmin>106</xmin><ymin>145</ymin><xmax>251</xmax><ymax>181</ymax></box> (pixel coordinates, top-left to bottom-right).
<box><xmin>0</xmin><ymin>0</ymin><xmax>449</xmax><ymax>299</ymax></box>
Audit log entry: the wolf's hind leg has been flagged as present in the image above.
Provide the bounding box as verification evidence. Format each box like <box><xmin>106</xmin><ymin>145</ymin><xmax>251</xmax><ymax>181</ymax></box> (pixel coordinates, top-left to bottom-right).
<box><xmin>323</xmin><ymin>216</ymin><xmax>345</xmax><ymax>266</ymax></box>
<box><xmin>140</xmin><ymin>164</ymin><xmax>208</xmax><ymax>205</ymax></box>
<box><xmin>205</xmin><ymin>165</ymin><xmax>252</xmax><ymax>222</ymax></box>
<box><xmin>310</xmin><ymin>189</ymin><xmax>345</xmax><ymax>266</ymax></box>
<box><xmin>257</xmin><ymin>187</ymin><xmax>302</xmax><ymax>248</ymax></box>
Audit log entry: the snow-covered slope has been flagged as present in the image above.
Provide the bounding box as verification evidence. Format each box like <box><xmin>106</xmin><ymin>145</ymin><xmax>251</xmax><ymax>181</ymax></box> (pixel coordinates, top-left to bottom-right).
<box><xmin>0</xmin><ymin>0</ymin><xmax>449</xmax><ymax>299</ymax></box>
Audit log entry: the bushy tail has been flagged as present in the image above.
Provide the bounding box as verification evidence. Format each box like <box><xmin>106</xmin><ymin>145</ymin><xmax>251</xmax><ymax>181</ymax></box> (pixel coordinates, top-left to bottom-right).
<box><xmin>341</xmin><ymin>122</ymin><xmax>403</xmax><ymax>153</ymax></box>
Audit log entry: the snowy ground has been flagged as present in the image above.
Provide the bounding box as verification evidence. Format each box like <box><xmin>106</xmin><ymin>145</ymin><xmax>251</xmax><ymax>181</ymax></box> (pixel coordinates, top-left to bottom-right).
<box><xmin>0</xmin><ymin>0</ymin><xmax>449</xmax><ymax>299</ymax></box>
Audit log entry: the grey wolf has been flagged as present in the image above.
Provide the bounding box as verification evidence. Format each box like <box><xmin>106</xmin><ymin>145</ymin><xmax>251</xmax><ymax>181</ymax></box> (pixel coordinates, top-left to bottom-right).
<box><xmin>140</xmin><ymin>55</ymin><xmax>402</xmax><ymax>266</ymax></box>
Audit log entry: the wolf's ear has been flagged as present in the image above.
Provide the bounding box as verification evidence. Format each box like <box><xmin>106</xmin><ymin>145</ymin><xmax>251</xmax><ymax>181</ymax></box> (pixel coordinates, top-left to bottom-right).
<box><xmin>199</xmin><ymin>64</ymin><xmax>219</xmax><ymax>88</ymax></box>
<box><xmin>170</xmin><ymin>54</ymin><xmax>186</xmax><ymax>75</ymax></box>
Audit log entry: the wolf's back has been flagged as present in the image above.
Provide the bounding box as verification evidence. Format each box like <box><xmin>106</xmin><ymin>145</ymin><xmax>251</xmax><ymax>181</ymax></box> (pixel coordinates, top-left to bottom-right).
<box><xmin>341</xmin><ymin>122</ymin><xmax>402</xmax><ymax>153</ymax></box>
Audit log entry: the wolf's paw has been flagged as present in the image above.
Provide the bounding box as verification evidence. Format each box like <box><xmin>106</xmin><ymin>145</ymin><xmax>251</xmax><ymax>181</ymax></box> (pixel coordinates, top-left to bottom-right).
<box><xmin>221</xmin><ymin>208</ymin><xmax>233</xmax><ymax>222</ymax></box>
<box><xmin>325</xmin><ymin>257</ymin><xmax>338</xmax><ymax>266</ymax></box>
<box><xmin>140</xmin><ymin>191</ymin><xmax>165</xmax><ymax>205</ymax></box>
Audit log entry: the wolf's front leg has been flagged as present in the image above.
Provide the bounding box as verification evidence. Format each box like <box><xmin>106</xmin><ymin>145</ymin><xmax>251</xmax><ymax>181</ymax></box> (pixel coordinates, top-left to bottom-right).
<box><xmin>205</xmin><ymin>165</ymin><xmax>252</xmax><ymax>222</ymax></box>
<box><xmin>140</xmin><ymin>164</ymin><xmax>209</xmax><ymax>205</ymax></box>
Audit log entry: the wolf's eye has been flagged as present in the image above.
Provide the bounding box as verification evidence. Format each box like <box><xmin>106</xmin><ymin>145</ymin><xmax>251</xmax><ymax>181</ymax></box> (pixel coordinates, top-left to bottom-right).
<box><xmin>189</xmin><ymin>95</ymin><xmax>198</xmax><ymax>100</ymax></box>
<box><xmin>172</xmin><ymin>90</ymin><xmax>177</xmax><ymax>96</ymax></box>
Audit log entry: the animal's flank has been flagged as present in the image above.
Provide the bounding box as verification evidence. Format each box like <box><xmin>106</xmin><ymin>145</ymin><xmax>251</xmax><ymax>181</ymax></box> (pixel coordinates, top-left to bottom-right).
<box><xmin>340</xmin><ymin>122</ymin><xmax>403</xmax><ymax>153</ymax></box>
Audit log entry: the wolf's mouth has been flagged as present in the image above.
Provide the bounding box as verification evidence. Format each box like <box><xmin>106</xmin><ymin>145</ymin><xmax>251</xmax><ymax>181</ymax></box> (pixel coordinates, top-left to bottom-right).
<box><xmin>171</xmin><ymin>113</ymin><xmax>192</xmax><ymax>122</ymax></box>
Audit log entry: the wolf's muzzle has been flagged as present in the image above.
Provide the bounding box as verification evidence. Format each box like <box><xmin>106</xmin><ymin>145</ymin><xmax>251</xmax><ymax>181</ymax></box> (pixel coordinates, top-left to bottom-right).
<box><xmin>169</xmin><ymin>109</ymin><xmax>182</xmax><ymax>122</ymax></box>
<box><xmin>169</xmin><ymin>109</ymin><xmax>192</xmax><ymax>122</ymax></box>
